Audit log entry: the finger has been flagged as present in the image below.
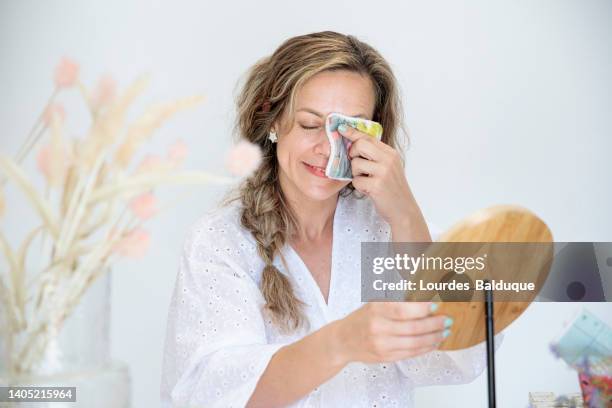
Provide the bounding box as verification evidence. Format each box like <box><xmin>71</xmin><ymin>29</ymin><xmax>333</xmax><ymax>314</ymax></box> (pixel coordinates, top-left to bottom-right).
<box><xmin>386</xmin><ymin>345</ymin><xmax>438</xmax><ymax>361</ymax></box>
<box><xmin>337</xmin><ymin>123</ymin><xmax>377</xmax><ymax>144</ymax></box>
<box><xmin>351</xmin><ymin>157</ymin><xmax>383</xmax><ymax>177</ymax></box>
<box><xmin>387</xmin><ymin>329</ymin><xmax>449</xmax><ymax>351</ymax></box>
<box><xmin>389</xmin><ymin>315</ymin><xmax>451</xmax><ymax>337</ymax></box>
<box><xmin>373</xmin><ymin>315</ymin><xmax>450</xmax><ymax>336</ymax></box>
<box><xmin>380</xmin><ymin>302</ymin><xmax>437</xmax><ymax>321</ymax></box>
<box><xmin>347</xmin><ymin>137</ymin><xmax>381</xmax><ymax>161</ymax></box>
<box><xmin>351</xmin><ymin>175</ymin><xmax>375</xmax><ymax>195</ymax></box>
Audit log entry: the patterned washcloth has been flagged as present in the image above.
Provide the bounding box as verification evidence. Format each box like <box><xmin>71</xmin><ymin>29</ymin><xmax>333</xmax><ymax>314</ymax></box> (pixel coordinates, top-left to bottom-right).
<box><xmin>324</xmin><ymin>112</ymin><xmax>383</xmax><ymax>180</ymax></box>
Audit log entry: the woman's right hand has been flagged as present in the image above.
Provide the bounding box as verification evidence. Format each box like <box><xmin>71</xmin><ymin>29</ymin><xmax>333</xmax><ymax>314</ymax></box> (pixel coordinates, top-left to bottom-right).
<box><xmin>330</xmin><ymin>302</ymin><xmax>452</xmax><ymax>365</ymax></box>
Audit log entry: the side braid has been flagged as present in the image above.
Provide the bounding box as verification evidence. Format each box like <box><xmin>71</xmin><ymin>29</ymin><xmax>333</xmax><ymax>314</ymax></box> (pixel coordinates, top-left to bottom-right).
<box><xmin>238</xmin><ymin>157</ymin><xmax>307</xmax><ymax>332</ymax></box>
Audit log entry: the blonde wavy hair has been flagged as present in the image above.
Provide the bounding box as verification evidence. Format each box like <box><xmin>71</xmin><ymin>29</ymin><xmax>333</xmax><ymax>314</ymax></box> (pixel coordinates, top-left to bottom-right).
<box><xmin>223</xmin><ymin>31</ymin><xmax>408</xmax><ymax>333</ymax></box>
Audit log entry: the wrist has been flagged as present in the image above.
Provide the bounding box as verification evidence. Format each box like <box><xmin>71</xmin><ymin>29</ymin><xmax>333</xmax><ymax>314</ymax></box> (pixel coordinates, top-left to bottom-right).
<box><xmin>389</xmin><ymin>210</ymin><xmax>431</xmax><ymax>242</ymax></box>
<box><xmin>388</xmin><ymin>213</ymin><xmax>415</xmax><ymax>230</ymax></box>
<box><xmin>323</xmin><ymin>319</ymin><xmax>352</xmax><ymax>369</ymax></box>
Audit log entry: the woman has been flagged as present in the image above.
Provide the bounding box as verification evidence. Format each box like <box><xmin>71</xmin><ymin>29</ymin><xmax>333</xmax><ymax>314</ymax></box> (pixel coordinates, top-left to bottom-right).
<box><xmin>161</xmin><ymin>31</ymin><xmax>493</xmax><ymax>407</ymax></box>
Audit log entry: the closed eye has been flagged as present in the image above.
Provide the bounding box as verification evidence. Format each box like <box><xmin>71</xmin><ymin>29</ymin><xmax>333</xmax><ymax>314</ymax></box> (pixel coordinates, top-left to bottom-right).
<box><xmin>300</xmin><ymin>124</ymin><xmax>321</xmax><ymax>131</ymax></box>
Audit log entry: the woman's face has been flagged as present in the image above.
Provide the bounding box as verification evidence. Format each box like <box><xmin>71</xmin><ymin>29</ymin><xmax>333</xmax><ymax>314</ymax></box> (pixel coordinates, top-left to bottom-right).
<box><xmin>275</xmin><ymin>70</ymin><xmax>376</xmax><ymax>203</ymax></box>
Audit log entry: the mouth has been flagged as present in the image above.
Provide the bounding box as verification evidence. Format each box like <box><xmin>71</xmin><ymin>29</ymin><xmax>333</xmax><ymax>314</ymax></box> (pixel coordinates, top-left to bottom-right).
<box><xmin>303</xmin><ymin>162</ymin><xmax>327</xmax><ymax>178</ymax></box>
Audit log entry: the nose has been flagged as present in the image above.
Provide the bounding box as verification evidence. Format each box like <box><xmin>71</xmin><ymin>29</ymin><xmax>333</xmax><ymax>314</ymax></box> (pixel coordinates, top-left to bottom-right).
<box><xmin>313</xmin><ymin>131</ymin><xmax>330</xmax><ymax>157</ymax></box>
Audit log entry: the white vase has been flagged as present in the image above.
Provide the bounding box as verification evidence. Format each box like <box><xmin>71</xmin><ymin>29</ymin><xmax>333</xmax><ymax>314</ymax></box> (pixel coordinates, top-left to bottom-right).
<box><xmin>0</xmin><ymin>271</ymin><xmax>131</xmax><ymax>408</ymax></box>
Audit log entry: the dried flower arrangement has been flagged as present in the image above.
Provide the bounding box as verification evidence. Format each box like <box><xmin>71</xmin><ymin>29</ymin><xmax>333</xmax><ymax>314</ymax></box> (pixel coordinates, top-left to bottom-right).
<box><xmin>0</xmin><ymin>57</ymin><xmax>262</xmax><ymax>377</ymax></box>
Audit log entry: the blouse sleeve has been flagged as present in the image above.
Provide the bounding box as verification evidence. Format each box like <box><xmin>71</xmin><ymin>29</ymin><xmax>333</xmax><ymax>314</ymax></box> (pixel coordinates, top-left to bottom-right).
<box><xmin>394</xmin><ymin>332</ymin><xmax>504</xmax><ymax>387</ymax></box>
<box><xmin>160</xmin><ymin>223</ymin><xmax>285</xmax><ymax>408</ymax></box>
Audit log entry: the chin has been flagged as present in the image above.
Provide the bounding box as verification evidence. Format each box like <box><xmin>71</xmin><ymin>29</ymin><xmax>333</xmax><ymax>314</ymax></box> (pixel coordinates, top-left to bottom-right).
<box><xmin>295</xmin><ymin>178</ymin><xmax>347</xmax><ymax>202</ymax></box>
<box><xmin>299</xmin><ymin>186</ymin><xmax>339</xmax><ymax>201</ymax></box>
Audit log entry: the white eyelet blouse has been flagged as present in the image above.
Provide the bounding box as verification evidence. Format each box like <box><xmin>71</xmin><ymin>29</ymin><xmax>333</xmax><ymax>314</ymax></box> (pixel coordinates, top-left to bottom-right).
<box><xmin>160</xmin><ymin>192</ymin><xmax>502</xmax><ymax>407</ymax></box>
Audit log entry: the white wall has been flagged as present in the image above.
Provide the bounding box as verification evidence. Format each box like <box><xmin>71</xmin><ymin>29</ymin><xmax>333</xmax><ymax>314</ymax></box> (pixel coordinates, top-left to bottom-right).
<box><xmin>1</xmin><ymin>1</ymin><xmax>610</xmax><ymax>407</ymax></box>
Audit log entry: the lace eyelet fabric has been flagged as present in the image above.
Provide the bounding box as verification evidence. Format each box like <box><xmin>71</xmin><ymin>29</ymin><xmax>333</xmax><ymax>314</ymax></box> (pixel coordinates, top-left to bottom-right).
<box><xmin>160</xmin><ymin>193</ymin><xmax>502</xmax><ymax>407</ymax></box>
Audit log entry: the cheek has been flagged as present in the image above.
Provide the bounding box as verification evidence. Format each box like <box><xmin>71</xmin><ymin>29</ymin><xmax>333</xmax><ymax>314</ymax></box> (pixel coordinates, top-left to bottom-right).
<box><xmin>276</xmin><ymin>138</ymin><xmax>299</xmax><ymax>176</ymax></box>
<box><xmin>277</xmin><ymin>134</ymin><xmax>311</xmax><ymax>167</ymax></box>
<box><xmin>275</xmin><ymin>148</ymin><xmax>290</xmax><ymax>176</ymax></box>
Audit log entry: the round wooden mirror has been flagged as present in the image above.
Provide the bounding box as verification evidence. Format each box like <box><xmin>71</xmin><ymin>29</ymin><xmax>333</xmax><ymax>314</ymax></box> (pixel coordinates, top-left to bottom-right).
<box><xmin>404</xmin><ymin>205</ymin><xmax>554</xmax><ymax>350</ymax></box>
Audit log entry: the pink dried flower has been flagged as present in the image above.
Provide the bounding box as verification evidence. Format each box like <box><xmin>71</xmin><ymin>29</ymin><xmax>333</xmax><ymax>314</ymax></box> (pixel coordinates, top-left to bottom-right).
<box><xmin>43</xmin><ymin>103</ymin><xmax>66</xmax><ymax>126</ymax></box>
<box><xmin>36</xmin><ymin>145</ymin><xmax>51</xmax><ymax>174</ymax></box>
<box><xmin>113</xmin><ymin>228</ymin><xmax>151</xmax><ymax>258</ymax></box>
<box><xmin>135</xmin><ymin>154</ymin><xmax>164</xmax><ymax>174</ymax></box>
<box><xmin>36</xmin><ymin>138</ymin><xmax>73</xmax><ymax>187</ymax></box>
<box><xmin>36</xmin><ymin>144</ymin><xmax>69</xmax><ymax>186</ymax></box>
<box><xmin>91</xmin><ymin>74</ymin><xmax>117</xmax><ymax>109</ymax></box>
<box><xmin>54</xmin><ymin>57</ymin><xmax>79</xmax><ymax>88</ymax></box>
<box><xmin>129</xmin><ymin>192</ymin><xmax>158</xmax><ymax>220</ymax></box>
<box><xmin>167</xmin><ymin>139</ymin><xmax>188</xmax><ymax>167</ymax></box>
<box><xmin>225</xmin><ymin>140</ymin><xmax>262</xmax><ymax>177</ymax></box>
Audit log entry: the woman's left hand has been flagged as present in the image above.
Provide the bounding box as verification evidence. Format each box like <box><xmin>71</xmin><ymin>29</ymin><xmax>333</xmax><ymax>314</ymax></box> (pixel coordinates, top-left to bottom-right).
<box><xmin>338</xmin><ymin>124</ymin><xmax>430</xmax><ymax>240</ymax></box>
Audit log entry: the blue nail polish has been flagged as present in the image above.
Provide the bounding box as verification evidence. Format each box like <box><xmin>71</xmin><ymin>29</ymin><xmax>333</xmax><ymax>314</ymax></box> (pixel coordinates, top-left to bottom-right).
<box><xmin>444</xmin><ymin>317</ymin><xmax>454</xmax><ymax>328</ymax></box>
<box><xmin>443</xmin><ymin>329</ymin><xmax>451</xmax><ymax>338</ymax></box>
<box><xmin>430</xmin><ymin>303</ymin><xmax>439</xmax><ymax>313</ymax></box>
<box><xmin>338</xmin><ymin>124</ymin><xmax>348</xmax><ymax>133</ymax></box>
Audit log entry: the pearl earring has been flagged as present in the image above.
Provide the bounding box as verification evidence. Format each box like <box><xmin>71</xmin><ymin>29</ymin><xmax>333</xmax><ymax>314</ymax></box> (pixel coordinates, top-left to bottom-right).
<box><xmin>268</xmin><ymin>130</ymin><xmax>277</xmax><ymax>143</ymax></box>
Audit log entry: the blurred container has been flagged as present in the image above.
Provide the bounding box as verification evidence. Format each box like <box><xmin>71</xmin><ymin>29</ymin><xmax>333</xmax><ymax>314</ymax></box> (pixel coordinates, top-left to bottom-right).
<box><xmin>0</xmin><ymin>271</ymin><xmax>131</xmax><ymax>407</ymax></box>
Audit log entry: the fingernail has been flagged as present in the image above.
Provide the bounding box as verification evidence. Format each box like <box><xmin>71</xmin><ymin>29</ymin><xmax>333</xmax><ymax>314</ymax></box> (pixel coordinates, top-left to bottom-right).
<box><xmin>338</xmin><ymin>124</ymin><xmax>348</xmax><ymax>133</ymax></box>
<box><xmin>443</xmin><ymin>329</ymin><xmax>451</xmax><ymax>338</ymax></box>
<box><xmin>429</xmin><ymin>303</ymin><xmax>439</xmax><ymax>313</ymax></box>
<box><xmin>444</xmin><ymin>317</ymin><xmax>454</xmax><ymax>328</ymax></box>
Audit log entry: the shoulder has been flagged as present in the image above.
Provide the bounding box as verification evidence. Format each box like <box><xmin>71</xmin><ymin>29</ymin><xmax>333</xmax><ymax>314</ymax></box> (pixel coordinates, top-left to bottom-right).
<box><xmin>180</xmin><ymin>199</ymin><xmax>258</xmax><ymax>269</ymax></box>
